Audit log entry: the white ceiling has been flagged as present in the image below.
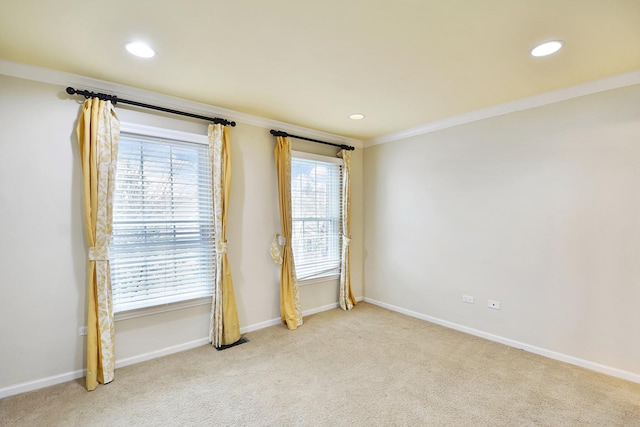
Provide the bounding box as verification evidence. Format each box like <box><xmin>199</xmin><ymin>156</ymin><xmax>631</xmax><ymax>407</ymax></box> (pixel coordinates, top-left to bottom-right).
<box><xmin>1</xmin><ymin>0</ymin><xmax>639</xmax><ymax>141</ymax></box>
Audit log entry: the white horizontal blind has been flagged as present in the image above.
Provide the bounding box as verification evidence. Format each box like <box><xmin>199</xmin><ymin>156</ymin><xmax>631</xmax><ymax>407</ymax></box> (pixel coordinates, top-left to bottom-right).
<box><xmin>110</xmin><ymin>133</ymin><xmax>215</xmax><ymax>313</ymax></box>
<box><xmin>291</xmin><ymin>154</ymin><xmax>343</xmax><ymax>281</ymax></box>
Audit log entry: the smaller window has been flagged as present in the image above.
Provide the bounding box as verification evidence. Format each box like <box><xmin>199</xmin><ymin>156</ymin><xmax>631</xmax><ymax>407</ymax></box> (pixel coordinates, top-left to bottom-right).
<box><xmin>290</xmin><ymin>151</ymin><xmax>343</xmax><ymax>281</ymax></box>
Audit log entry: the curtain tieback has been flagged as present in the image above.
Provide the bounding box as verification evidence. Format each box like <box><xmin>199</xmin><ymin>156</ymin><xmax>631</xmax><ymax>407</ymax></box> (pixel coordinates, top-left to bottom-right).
<box><xmin>217</xmin><ymin>241</ymin><xmax>228</xmax><ymax>254</ymax></box>
<box><xmin>88</xmin><ymin>246</ymin><xmax>110</xmax><ymax>261</ymax></box>
<box><xmin>270</xmin><ymin>234</ymin><xmax>285</xmax><ymax>265</ymax></box>
<box><xmin>342</xmin><ymin>235</ymin><xmax>352</xmax><ymax>246</ymax></box>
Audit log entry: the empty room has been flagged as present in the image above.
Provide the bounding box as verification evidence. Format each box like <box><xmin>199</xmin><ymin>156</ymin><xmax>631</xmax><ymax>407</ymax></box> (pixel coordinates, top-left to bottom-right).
<box><xmin>1</xmin><ymin>1</ymin><xmax>639</xmax><ymax>425</ymax></box>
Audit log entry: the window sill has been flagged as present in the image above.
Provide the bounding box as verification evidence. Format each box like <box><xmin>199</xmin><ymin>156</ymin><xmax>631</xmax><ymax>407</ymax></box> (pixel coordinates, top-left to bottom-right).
<box><xmin>298</xmin><ymin>274</ymin><xmax>340</xmax><ymax>287</ymax></box>
<box><xmin>114</xmin><ymin>296</ymin><xmax>212</xmax><ymax>321</ymax></box>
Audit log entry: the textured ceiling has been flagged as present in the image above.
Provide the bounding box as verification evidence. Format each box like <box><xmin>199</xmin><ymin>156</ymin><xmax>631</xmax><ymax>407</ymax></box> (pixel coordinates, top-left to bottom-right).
<box><xmin>1</xmin><ymin>0</ymin><xmax>639</xmax><ymax>140</ymax></box>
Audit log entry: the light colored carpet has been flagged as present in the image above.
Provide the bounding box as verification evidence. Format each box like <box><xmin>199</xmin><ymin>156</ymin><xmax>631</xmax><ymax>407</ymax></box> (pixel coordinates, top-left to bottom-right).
<box><xmin>1</xmin><ymin>302</ymin><xmax>639</xmax><ymax>426</ymax></box>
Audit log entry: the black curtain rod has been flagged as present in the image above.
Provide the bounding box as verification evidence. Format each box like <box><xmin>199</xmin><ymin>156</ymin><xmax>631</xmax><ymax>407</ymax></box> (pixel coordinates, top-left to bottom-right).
<box><xmin>66</xmin><ymin>87</ymin><xmax>236</xmax><ymax>127</ymax></box>
<box><xmin>270</xmin><ymin>130</ymin><xmax>355</xmax><ymax>151</ymax></box>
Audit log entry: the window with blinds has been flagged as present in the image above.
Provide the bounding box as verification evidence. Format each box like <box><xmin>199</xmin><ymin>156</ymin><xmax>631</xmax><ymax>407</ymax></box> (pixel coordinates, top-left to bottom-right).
<box><xmin>290</xmin><ymin>151</ymin><xmax>343</xmax><ymax>281</ymax></box>
<box><xmin>110</xmin><ymin>131</ymin><xmax>215</xmax><ymax>313</ymax></box>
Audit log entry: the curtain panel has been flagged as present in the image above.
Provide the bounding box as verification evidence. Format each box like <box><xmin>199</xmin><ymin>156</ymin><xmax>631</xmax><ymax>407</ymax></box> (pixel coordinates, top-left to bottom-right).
<box><xmin>208</xmin><ymin>124</ymin><xmax>241</xmax><ymax>347</ymax></box>
<box><xmin>274</xmin><ymin>136</ymin><xmax>303</xmax><ymax>329</ymax></box>
<box><xmin>338</xmin><ymin>150</ymin><xmax>357</xmax><ymax>310</ymax></box>
<box><xmin>76</xmin><ymin>98</ymin><xmax>120</xmax><ymax>391</ymax></box>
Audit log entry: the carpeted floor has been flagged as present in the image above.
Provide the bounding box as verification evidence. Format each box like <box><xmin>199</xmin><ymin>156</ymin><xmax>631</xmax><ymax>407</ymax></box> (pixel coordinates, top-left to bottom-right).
<box><xmin>1</xmin><ymin>303</ymin><xmax>639</xmax><ymax>426</ymax></box>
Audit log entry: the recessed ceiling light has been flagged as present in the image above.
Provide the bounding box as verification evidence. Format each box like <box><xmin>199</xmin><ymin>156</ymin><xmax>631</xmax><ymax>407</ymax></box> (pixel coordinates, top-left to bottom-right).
<box><xmin>124</xmin><ymin>41</ymin><xmax>156</xmax><ymax>58</ymax></box>
<box><xmin>530</xmin><ymin>40</ymin><xmax>563</xmax><ymax>57</ymax></box>
<box><xmin>348</xmin><ymin>113</ymin><xmax>366</xmax><ymax>120</ymax></box>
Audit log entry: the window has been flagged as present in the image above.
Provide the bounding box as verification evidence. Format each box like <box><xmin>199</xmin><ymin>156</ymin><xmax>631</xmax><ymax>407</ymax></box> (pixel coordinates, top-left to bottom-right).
<box><xmin>291</xmin><ymin>151</ymin><xmax>343</xmax><ymax>281</ymax></box>
<box><xmin>110</xmin><ymin>124</ymin><xmax>215</xmax><ymax>313</ymax></box>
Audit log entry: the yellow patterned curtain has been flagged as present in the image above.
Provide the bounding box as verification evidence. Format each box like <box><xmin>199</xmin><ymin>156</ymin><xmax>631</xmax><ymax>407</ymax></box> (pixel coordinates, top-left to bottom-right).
<box><xmin>208</xmin><ymin>124</ymin><xmax>241</xmax><ymax>347</ymax></box>
<box><xmin>275</xmin><ymin>136</ymin><xmax>303</xmax><ymax>329</ymax></box>
<box><xmin>338</xmin><ymin>150</ymin><xmax>357</xmax><ymax>310</ymax></box>
<box><xmin>76</xmin><ymin>98</ymin><xmax>120</xmax><ymax>391</ymax></box>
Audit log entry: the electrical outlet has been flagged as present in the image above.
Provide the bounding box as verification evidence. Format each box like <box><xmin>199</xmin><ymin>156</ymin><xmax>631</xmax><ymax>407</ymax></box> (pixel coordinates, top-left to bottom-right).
<box><xmin>78</xmin><ymin>326</ymin><xmax>88</xmax><ymax>336</ymax></box>
<box><xmin>462</xmin><ymin>295</ymin><xmax>474</xmax><ymax>304</ymax></box>
<box><xmin>488</xmin><ymin>300</ymin><xmax>501</xmax><ymax>310</ymax></box>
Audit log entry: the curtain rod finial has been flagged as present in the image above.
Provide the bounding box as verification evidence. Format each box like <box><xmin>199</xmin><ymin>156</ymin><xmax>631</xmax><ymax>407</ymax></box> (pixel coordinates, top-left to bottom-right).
<box><xmin>66</xmin><ymin>87</ymin><xmax>76</xmax><ymax>95</ymax></box>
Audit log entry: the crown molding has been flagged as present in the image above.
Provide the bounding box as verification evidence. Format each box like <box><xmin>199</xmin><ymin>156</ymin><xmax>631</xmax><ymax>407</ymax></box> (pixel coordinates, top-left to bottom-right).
<box><xmin>366</xmin><ymin>68</ymin><xmax>640</xmax><ymax>147</ymax></box>
<box><xmin>5</xmin><ymin>59</ymin><xmax>638</xmax><ymax>150</ymax></box>
<box><xmin>0</xmin><ymin>59</ymin><xmax>363</xmax><ymax>148</ymax></box>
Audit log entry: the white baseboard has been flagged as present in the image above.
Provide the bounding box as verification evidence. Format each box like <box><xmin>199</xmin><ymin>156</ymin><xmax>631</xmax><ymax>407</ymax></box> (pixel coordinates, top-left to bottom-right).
<box><xmin>114</xmin><ymin>338</ymin><xmax>210</xmax><ymax>369</ymax></box>
<box><xmin>0</xmin><ymin>338</ymin><xmax>211</xmax><ymax>399</ymax></box>
<box><xmin>0</xmin><ymin>298</ymin><xmax>361</xmax><ymax>399</ymax></box>
<box><xmin>240</xmin><ymin>296</ymin><xmax>364</xmax><ymax>333</ymax></box>
<box><xmin>0</xmin><ymin>369</ymin><xmax>86</xmax><ymax>399</ymax></box>
<box><xmin>364</xmin><ymin>297</ymin><xmax>640</xmax><ymax>384</ymax></box>
<box><xmin>240</xmin><ymin>317</ymin><xmax>282</xmax><ymax>334</ymax></box>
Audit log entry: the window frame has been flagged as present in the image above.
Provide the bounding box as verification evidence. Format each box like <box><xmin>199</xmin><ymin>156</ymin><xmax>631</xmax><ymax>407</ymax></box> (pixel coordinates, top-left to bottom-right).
<box><xmin>290</xmin><ymin>150</ymin><xmax>344</xmax><ymax>285</ymax></box>
<box><xmin>112</xmin><ymin>122</ymin><xmax>214</xmax><ymax>321</ymax></box>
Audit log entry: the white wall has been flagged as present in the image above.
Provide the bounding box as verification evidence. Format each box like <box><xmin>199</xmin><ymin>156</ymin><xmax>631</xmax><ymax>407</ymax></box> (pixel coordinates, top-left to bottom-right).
<box><xmin>364</xmin><ymin>84</ymin><xmax>640</xmax><ymax>377</ymax></box>
<box><xmin>0</xmin><ymin>74</ymin><xmax>364</xmax><ymax>392</ymax></box>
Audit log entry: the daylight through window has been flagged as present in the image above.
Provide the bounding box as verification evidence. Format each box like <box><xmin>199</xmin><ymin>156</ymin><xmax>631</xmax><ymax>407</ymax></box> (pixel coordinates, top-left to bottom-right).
<box><xmin>291</xmin><ymin>152</ymin><xmax>343</xmax><ymax>281</ymax></box>
<box><xmin>110</xmin><ymin>131</ymin><xmax>215</xmax><ymax>313</ymax></box>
